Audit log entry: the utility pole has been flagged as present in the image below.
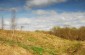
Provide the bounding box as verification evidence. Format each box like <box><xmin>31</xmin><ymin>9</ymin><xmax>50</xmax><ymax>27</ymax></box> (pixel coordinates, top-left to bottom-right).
<box><xmin>11</xmin><ymin>9</ymin><xmax>16</xmax><ymax>30</ymax></box>
<box><xmin>1</xmin><ymin>16</ymin><xmax>4</xmax><ymax>30</ymax></box>
<box><xmin>11</xmin><ymin>9</ymin><xmax>16</xmax><ymax>37</ymax></box>
<box><xmin>21</xmin><ymin>26</ymin><xmax>24</xmax><ymax>31</ymax></box>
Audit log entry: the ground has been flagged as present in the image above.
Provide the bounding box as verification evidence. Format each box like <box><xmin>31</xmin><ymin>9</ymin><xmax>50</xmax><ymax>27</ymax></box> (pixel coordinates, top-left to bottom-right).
<box><xmin>0</xmin><ymin>30</ymin><xmax>85</xmax><ymax>55</ymax></box>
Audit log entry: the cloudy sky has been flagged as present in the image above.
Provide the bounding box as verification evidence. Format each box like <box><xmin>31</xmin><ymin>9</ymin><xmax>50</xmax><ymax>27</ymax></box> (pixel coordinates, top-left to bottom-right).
<box><xmin>0</xmin><ymin>0</ymin><xmax>85</xmax><ymax>31</ymax></box>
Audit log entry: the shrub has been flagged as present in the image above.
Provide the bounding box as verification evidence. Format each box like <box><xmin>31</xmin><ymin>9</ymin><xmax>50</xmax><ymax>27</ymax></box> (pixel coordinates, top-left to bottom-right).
<box><xmin>50</xmin><ymin>26</ymin><xmax>85</xmax><ymax>41</ymax></box>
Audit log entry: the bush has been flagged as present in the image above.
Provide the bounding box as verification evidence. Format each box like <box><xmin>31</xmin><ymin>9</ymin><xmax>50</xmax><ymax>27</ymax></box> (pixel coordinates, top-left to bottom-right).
<box><xmin>50</xmin><ymin>26</ymin><xmax>85</xmax><ymax>41</ymax></box>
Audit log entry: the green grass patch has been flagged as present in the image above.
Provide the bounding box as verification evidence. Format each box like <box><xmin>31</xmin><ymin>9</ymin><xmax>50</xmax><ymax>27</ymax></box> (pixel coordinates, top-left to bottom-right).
<box><xmin>31</xmin><ymin>46</ymin><xmax>44</xmax><ymax>55</ymax></box>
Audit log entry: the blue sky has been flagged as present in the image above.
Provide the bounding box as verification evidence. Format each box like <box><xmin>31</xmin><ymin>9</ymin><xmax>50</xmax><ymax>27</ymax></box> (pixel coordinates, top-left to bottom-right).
<box><xmin>0</xmin><ymin>0</ymin><xmax>85</xmax><ymax>30</ymax></box>
<box><xmin>0</xmin><ymin>0</ymin><xmax>85</xmax><ymax>11</ymax></box>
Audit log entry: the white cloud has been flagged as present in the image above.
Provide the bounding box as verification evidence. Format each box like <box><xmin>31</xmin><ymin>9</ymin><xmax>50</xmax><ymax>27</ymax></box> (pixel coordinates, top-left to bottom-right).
<box><xmin>26</xmin><ymin>0</ymin><xmax>67</xmax><ymax>8</ymax></box>
<box><xmin>32</xmin><ymin>10</ymin><xmax>85</xmax><ymax>28</ymax></box>
<box><xmin>16</xmin><ymin>18</ymin><xmax>31</xmax><ymax>25</ymax></box>
<box><xmin>33</xmin><ymin>10</ymin><xmax>49</xmax><ymax>15</ymax></box>
<box><xmin>0</xmin><ymin>7</ymin><xmax>21</xmax><ymax>12</ymax></box>
<box><xmin>0</xmin><ymin>10</ymin><xmax>85</xmax><ymax>31</ymax></box>
<box><xmin>33</xmin><ymin>10</ymin><xmax>57</xmax><ymax>16</ymax></box>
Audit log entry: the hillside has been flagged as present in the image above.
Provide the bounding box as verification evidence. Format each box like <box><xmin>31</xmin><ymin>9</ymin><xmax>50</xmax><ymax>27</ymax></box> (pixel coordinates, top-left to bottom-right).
<box><xmin>0</xmin><ymin>30</ymin><xmax>85</xmax><ymax>55</ymax></box>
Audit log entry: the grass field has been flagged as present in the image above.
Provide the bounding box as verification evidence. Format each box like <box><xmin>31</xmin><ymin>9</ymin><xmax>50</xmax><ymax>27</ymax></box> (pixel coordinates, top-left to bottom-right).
<box><xmin>0</xmin><ymin>30</ymin><xmax>85</xmax><ymax>55</ymax></box>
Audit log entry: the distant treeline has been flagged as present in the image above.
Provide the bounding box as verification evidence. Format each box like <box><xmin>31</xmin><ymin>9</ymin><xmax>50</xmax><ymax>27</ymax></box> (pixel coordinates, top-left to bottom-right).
<box><xmin>49</xmin><ymin>26</ymin><xmax>85</xmax><ymax>41</ymax></box>
<box><xmin>35</xmin><ymin>26</ymin><xmax>85</xmax><ymax>41</ymax></box>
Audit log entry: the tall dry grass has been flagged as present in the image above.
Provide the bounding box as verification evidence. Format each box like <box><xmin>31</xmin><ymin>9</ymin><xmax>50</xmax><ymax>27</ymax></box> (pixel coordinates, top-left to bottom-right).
<box><xmin>0</xmin><ymin>29</ymin><xmax>85</xmax><ymax>55</ymax></box>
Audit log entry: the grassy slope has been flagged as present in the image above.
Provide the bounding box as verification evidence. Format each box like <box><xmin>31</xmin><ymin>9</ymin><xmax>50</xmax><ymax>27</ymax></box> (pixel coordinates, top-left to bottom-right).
<box><xmin>0</xmin><ymin>30</ymin><xmax>85</xmax><ymax>55</ymax></box>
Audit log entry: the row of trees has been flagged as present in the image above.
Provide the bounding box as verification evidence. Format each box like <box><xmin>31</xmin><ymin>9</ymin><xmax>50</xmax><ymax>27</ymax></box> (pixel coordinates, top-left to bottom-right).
<box><xmin>49</xmin><ymin>26</ymin><xmax>85</xmax><ymax>41</ymax></box>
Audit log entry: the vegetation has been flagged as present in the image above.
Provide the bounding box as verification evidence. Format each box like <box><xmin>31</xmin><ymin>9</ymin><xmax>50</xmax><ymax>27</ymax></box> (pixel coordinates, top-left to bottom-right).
<box><xmin>50</xmin><ymin>26</ymin><xmax>85</xmax><ymax>41</ymax></box>
<box><xmin>0</xmin><ymin>29</ymin><xmax>85</xmax><ymax>55</ymax></box>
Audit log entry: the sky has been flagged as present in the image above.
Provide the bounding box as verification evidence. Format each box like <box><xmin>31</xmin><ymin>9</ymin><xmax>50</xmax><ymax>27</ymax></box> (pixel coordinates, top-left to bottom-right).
<box><xmin>0</xmin><ymin>0</ymin><xmax>85</xmax><ymax>31</ymax></box>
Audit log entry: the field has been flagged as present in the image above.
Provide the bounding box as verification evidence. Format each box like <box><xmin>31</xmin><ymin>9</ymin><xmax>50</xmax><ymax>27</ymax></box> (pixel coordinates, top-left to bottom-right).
<box><xmin>0</xmin><ymin>29</ymin><xmax>85</xmax><ymax>55</ymax></box>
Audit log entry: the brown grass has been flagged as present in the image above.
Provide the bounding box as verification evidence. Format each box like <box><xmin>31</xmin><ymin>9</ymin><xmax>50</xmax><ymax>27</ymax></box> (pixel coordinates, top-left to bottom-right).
<box><xmin>0</xmin><ymin>29</ymin><xmax>85</xmax><ymax>55</ymax></box>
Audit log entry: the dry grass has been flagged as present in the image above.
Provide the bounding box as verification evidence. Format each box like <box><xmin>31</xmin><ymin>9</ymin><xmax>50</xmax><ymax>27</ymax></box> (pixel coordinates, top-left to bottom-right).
<box><xmin>0</xmin><ymin>29</ymin><xmax>85</xmax><ymax>55</ymax></box>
